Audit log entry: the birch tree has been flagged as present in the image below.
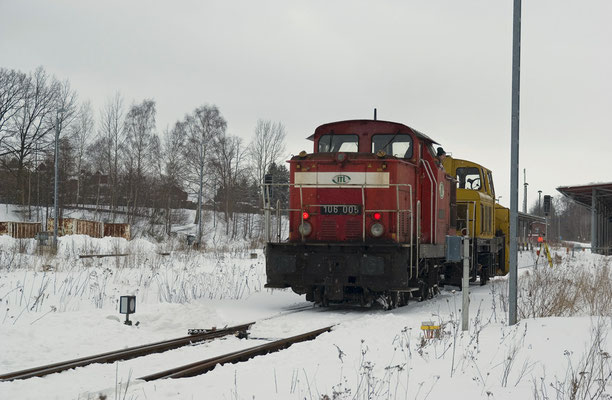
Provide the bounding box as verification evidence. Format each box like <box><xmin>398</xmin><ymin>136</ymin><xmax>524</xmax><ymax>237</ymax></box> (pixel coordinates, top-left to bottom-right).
<box><xmin>161</xmin><ymin>122</ymin><xmax>187</xmax><ymax>234</ymax></box>
<box><xmin>123</xmin><ymin>99</ymin><xmax>156</xmax><ymax>223</ymax></box>
<box><xmin>96</xmin><ymin>92</ymin><xmax>125</xmax><ymax>219</ymax></box>
<box><xmin>69</xmin><ymin>101</ymin><xmax>94</xmax><ymax>207</ymax></box>
<box><xmin>182</xmin><ymin>105</ymin><xmax>226</xmax><ymax>244</ymax></box>
<box><xmin>248</xmin><ymin>119</ymin><xmax>286</xmax><ymax>185</ymax></box>
<box><xmin>210</xmin><ymin>134</ymin><xmax>246</xmax><ymax>237</ymax></box>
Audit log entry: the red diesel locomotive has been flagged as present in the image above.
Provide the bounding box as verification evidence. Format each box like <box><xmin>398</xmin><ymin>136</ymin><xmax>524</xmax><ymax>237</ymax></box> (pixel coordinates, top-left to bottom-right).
<box><xmin>264</xmin><ymin>119</ymin><xmax>503</xmax><ymax>308</ymax></box>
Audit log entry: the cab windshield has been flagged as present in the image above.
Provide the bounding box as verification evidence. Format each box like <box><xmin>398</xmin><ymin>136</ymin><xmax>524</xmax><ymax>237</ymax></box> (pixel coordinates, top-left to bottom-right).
<box><xmin>318</xmin><ymin>134</ymin><xmax>359</xmax><ymax>152</ymax></box>
<box><xmin>456</xmin><ymin>167</ymin><xmax>481</xmax><ymax>190</ymax></box>
<box><xmin>371</xmin><ymin>134</ymin><xmax>412</xmax><ymax>158</ymax></box>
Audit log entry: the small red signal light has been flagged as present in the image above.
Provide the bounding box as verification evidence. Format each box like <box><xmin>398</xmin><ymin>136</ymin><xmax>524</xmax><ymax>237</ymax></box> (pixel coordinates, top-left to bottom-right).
<box><xmin>537</xmin><ymin>236</ymin><xmax>543</xmax><ymax>243</ymax></box>
<box><xmin>302</xmin><ymin>211</ymin><xmax>310</xmax><ymax>220</ymax></box>
<box><xmin>373</xmin><ymin>212</ymin><xmax>382</xmax><ymax>221</ymax></box>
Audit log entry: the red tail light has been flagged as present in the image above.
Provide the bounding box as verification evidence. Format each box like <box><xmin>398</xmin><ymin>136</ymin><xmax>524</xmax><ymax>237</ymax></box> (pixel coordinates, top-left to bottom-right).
<box><xmin>302</xmin><ymin>211</ymin><xmax>310</xmax><ymax>220</ymax></box>
<box><xmin>373</xmin><ymin>212</ymin><xmax>382</xmax><ymax>221</ymax></box>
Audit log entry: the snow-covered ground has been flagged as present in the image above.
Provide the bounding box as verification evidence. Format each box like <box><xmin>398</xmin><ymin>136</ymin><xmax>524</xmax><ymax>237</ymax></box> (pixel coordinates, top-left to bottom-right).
<box><xmin>0</xmin><ymin>233</ymin><xmax>610</xmax><ymax>399</ymax></box>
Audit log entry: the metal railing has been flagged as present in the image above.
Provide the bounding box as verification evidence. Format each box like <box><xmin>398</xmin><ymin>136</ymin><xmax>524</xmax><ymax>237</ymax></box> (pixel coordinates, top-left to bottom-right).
<box><xmin>262</xmin><ymin>181</ymin><xmax>416</xmax><ymax>275</ymax></box>
<box><xmin>456</xmin><ymin>200</ymin><xmax>477</xmax><ymax>273</ymax></box>
<box><xmin>421</xmin><ymin>159</ymin><xmax>438</xmax><ymax>243</ymax></box>
<box><xmin>262</xmin><ymin>182</ymin><xmax>413</xmax><ymax>238</ymax></box>
<box><xmin>456</xmin><ymin>200</ymin><xmax>477</xmax><ymax>238</ymax></box>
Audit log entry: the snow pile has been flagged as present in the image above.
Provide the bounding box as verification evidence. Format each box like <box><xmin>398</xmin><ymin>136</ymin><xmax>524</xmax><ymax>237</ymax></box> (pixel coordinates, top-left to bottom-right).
<box><xmin>55</xmin><ymin>235</ymin><xmax>158</xmax><ymax>259</ymax></box>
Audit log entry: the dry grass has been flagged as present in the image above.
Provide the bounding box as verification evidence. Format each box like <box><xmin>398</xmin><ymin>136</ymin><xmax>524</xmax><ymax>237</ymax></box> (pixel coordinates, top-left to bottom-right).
<box><xmin>518</xmin><ymin>258</ymin><xmax>612</xmax><ymax>319</ymax></box>
<box><xmin>533</xmin><ymin>318</ymin><xmax>612</xmax><ymax>400</ymax></box>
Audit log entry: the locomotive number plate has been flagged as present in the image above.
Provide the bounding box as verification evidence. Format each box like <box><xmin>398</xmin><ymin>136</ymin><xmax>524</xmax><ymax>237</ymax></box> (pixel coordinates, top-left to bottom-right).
<box><xmin>320</xmin><ymin>205</ymin><xmax>362</xmax><ymax>215</ymax></box>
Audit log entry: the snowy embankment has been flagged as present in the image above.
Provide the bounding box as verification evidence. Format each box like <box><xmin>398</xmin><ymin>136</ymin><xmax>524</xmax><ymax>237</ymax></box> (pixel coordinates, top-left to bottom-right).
<box><xmin>0</xmin><ymin>235</ymin><xmax>610</xmax><ymax>399</ymax></box>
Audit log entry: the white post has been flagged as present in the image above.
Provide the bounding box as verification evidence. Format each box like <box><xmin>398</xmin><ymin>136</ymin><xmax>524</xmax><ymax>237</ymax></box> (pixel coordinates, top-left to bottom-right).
<box><xmin>462</xmin><ymin>236</ymin><xmax>470</xmax><ymax>331</ymax></box>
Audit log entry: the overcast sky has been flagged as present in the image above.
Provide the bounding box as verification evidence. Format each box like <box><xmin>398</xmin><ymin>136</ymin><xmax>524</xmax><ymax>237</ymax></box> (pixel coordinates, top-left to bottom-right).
<box><xmin>1</xmin><ymin>0</ymin><xmax>610</xmax><ymax>209</ymax></box>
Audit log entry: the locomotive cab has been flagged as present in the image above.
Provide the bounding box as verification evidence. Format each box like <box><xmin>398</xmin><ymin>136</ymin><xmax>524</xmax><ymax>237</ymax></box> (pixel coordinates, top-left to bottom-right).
<box><xmin>442</xmin><ymin>156</ymin><xmax>510</xmax><ymax>282</ymax></box>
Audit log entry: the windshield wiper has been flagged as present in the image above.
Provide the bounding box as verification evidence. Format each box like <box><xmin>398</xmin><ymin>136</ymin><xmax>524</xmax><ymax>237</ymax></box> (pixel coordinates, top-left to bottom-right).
<box><xmin>327</xmin><ymin>130</ymin><xmax>334</xmax><ymax>152</ymax></box>
<box><xmin>379</xmin><ymin>130</ymin><xmax>400</xmax><ymax>154</ymax></box>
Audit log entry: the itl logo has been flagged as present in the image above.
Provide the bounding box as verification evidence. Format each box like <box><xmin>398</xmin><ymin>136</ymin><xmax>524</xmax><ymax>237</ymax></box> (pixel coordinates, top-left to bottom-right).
<box><xmin>332</xmin><ymin>174</ymin><xmax>351</xmax><ymax>184</ymax></box>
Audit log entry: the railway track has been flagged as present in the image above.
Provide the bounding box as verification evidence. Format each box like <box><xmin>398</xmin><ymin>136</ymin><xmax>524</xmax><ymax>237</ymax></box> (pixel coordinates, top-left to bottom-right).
<box><xmin>139</xmin><ymin>326</ymin><xmax>333</xmax><ymax>381</ymax></box>
<box><xmin>0</xmin><ymin>322</ymin><xmax>253</xmax><ymax>382</ymax></box>
<box><xmin>0</xmin><ymin>303</ymin><xmax>320</xmax><ymax>383</ymax></box>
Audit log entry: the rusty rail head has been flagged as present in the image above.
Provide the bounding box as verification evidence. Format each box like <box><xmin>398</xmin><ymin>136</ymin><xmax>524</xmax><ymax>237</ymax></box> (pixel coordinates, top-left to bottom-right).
<box><xmin>0</xmin><ymin>322</ymin><xmax>254</xmax><ymax>382</ymax></box>
<box><xmin>139</xmin><ymin>326</ymin><xmax>333</xmax><ymax>381</ymax></box>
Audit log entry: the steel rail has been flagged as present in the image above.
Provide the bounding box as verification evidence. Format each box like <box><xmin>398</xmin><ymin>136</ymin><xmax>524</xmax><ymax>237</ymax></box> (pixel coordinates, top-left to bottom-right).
<box><xmin>0</xmin><ymin>322</ymin><xmax>253</xmax><ymax>382</ymax></box>
<box><xmin>139</xmin><ymin>326</ymin><xmax>333</xmax><ymax>381</ymax></box>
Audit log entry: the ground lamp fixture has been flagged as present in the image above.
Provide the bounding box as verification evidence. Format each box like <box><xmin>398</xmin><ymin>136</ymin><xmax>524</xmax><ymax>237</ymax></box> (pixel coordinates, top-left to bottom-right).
<box><xmin>119</xmin><ymin>295</ymin><xmax>136</xmax><ymax>326</ymax></box>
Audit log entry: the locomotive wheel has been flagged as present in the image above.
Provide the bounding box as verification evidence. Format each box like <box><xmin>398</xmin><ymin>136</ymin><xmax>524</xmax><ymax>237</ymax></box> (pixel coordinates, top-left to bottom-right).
<box><xmin>359</xmin><ymin>292</ymin><xmax>373</xmax><ymax>307</ymax></box>
<box><xmin>314</xmin><ymin>286</ymin><xmax>328</xmax><ymax>306</ymax></box>
<box><xmin>391</xmin><ymin>292</ymin><xmax>401</xmax><ymax>309</ymax></box>
<box><xmin>418</xmin><ymin>281</ymin><xmax>430</xmax><ymax>301</ymax></box>
<box><xmin>479</xmin><ymin>266</ymin><xmax>489</xmax><ymax>286</ymax></box>
<box><xmin>321</xmin><ymin>286</ymin><xmax>329</xmax><ymax>307</ymax></box>
<box><xmin>378</xmin><ymin>293</ymin><xmax>395</xmax><ymax>310</ymax></box>
<box><xmin>387</xmin><ymin>294</ymin><xmax>395</xmax><ymax>310</ymax></box>
<box><xmin>401</xmin><ymin>292</ymin><xmax>410</xmax><ymax>307</ymax></box>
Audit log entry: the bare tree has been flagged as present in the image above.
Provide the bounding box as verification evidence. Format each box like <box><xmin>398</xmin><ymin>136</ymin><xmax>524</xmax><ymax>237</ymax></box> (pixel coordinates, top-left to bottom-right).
<box><xmin>97</xmin><ymin>92</ymin><xmax>125</xmax><ymax>219</ymax></box>
<box><xmin>68</xmin><ymin>100</ymin><xmax>94</xmax><ymax>207</ymax></box>
<box><xmin>164</xmin><ymin>122</ymin><xmax>186</xmax><ymax>186</ymax></box>
<box><xmin>0</xmin><ymin>68</ymin><xmax>27</xmax><ymax>153</ymax></box>
<box><xmin>123</xmin><ymin>99</ymin><xmax>156</xmax><ymax>223</ymax></box>
<box><xmin>182</xmin><ymin>105</ymin><xmax>227</xmax><ymax>244</ymax></box>
<box><xmin>248</xmin><ymin>119</ymin><xmax>287</xmax><ymax>185</ymax></box>
<box><xmin>1</xmin><ymin>67</ymin><xmax>59</xmax><ymax>204</ymax></box>
<box><xmin>161</xmin><ymin>122</ymin><xmax>187</xmax><ymax>234</ymax></box>
<box><xmin>54</xmin><ymin>79</ymin><xmax>78</xmax><ymax>127</ymax></box>
<box><xmin>210</xmin><ymin>134</ymin><xmax>247</xmax><ymax>237</ymax></box>
<box><xmin>50</xmin><ymin>79</ymin><xmax>78</xmax><ymax>238</ymax></box>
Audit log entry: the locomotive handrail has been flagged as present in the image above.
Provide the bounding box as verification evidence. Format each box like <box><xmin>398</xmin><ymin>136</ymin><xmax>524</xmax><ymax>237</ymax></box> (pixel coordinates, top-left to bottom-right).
<box><xmin>456</xmin><ymin>200</ymin><xmax>477</xmax><ymax>272</ymax></box>
<box><xmin>456</xmin><ymin>200</ymin><xmax>477</xmax><ymax>238</ymax></box>
<box><xmin>421</xmin><ymin>159</ymin><xmax>438</xmax><ymax>244</ymax></box>
<box><xmin>261</xmin><ymin>182</ymin><xmax>413</xmax><ymax>259</ymax></box>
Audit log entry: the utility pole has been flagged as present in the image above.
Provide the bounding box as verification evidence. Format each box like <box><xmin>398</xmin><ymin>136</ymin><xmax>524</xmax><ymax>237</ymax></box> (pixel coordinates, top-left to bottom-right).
<box><xmin>197</xmin><ymin>142</ymin><xmax>204</xmax><ymax>247</ymax></box>
<box><xmin>523</xmin><ymin>169</ymin><xmax>528</xmax><ymax>213</ymax></box>
<box><xmin>53</xmin><ymin>109</ymin><xmax>65</xmax><ymax>251</ymax></box>
<box><xmin>36</xmin><ymin>141</ymin><xmax>40</xmax><ymax>227</ymax></box>
<box><xmin>538</xmin><ymin>190</ymin><xmax>542</xmax><ymax>215</ymax></box>
<box><xmin>462</xmin><ymin>236</ymin><xmax>470</xmax><ymax>331</ymax></box>
<box><xmin>509</xmin><ymin>0</ymin><xmax>522</xmax><ymax>326</ymax></box>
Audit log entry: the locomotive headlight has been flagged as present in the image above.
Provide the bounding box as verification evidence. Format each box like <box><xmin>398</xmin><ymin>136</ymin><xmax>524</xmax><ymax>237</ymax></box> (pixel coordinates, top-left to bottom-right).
<box><xmin>299</xmin><ymin>222</ymin><xmax>312</xmax><ymax>236</ymax></box>
<box><xmin>370</xmin><ymin>223</ymin><xmax>384</xmax><ymax>237</ymax></box>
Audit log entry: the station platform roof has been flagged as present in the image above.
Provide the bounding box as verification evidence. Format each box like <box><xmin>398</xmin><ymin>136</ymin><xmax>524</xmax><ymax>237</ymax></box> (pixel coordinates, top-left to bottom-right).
<box><xmin>556</xmin><ymin>182</ymin><xmax>612</xmax><ymax>210</ymax></box>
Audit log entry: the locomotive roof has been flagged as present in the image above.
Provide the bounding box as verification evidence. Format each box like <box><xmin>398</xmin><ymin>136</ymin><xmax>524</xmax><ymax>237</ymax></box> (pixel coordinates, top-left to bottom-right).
<box><xmin>306</xmin><ymin>119</ymin><xmax>439</xmax><ymax>145</ymax></box>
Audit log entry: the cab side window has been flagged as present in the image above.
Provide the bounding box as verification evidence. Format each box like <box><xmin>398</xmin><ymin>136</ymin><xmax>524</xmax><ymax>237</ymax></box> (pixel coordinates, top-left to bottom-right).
<box><xmin>487</xmin><ymin>171</ymin><xmax>495</xmax><ymax>197</ymax></box>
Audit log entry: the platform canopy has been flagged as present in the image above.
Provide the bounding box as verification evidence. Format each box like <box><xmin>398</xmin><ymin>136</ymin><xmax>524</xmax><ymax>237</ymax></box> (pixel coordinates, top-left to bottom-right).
<box><xmin>557</xmin><ymin>182</ymin><xmax>612</xmax><ymax>210</ymax></box>
<box><xmin>557</xmin><ymin>182</ymin><xmax>612</xmax><ymax>255</ymax></box>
